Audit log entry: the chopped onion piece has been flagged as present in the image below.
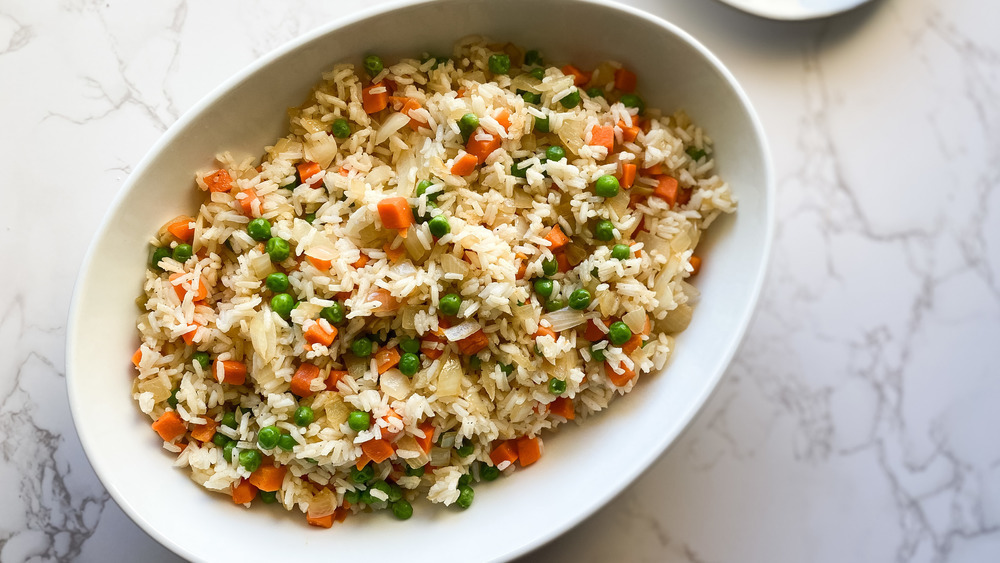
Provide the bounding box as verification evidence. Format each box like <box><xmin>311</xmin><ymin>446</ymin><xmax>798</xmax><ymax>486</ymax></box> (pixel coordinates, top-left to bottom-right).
<box><xmin>346</xmin><ymin>354</ymin><xmax>368</xmax><ymax>380</ymax></box>
<box><xmin>443</xmin><ymin>321</ymin><xmax>480</xmax><ymax>342</ymax></box>
<box><xmin>660</xmin><ymin>303</ymin><xmax>693</xmax><ymax>334</ymax></box>
<box><xmin>437</xmin><ymin>357</ymin><xmax>464</xmax><ymax>397</ymax></box>
<box><xmin>542</xmin><ymin>308</ymin><xmax>585</xmax><ymax>332</ymax></box>
<box><xmin>622</xmin><ymin>308</ymin><xmax>647</xmax><ymax>335</ymax></box>
<box><xmin>376</xmin><ymin>113</ymin><xmax>411</xmax><ymax>144</ymax></box>
<box><xmin>307</xmin><ymin>488</ymin><xmax>336</xmax><ymax>518</ymax></box>
<box><xmin>380</xmin><ymin>369</ymin><xmax>411</xmax><ymax>400</ymax></box>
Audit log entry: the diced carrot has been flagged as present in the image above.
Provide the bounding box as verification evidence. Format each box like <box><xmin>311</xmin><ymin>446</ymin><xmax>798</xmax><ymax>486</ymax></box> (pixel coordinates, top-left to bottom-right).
<box><xmin>306</xmin><ymin>513</ymin><xmax>334</xmax><ymax>528</ymax></box>
<box><xmin>561</xmin><ymin>64</ymin><xmax>591</xmax><ymax>87</ymax></box>
<box><xmin>652</xmin><ymin>175</ymin><xmax>679</xmax><ymax>207</ymax></box>
<box><xmin>231</xmin><ymin>478</ymin><xmax>258</xmax><ymax>505</ymax></box>
<box><xmin>180</xmin><ymin>321</ymin><xmax>200</xmax><ymax>345</ymax></box>
<box><xmin>588</xmin><ymin>125</ymin><xmax>614</xmax><ymax>153</ymax></box>
<box><xmin>494</xmin><ymin>108</ymin><xmax>511</xmax><ymax>132</ymax></box>
<box><xmin>336</xmin><ymin>291</ymin><xmax>353</xmax><ymax>301</ymax></box>
<box><xmin>297</xmin><ymin>161</ymin><xmax>322</xmax><ymax>183</ymax></box>
<box><xmin>325</xmin><ymin>370</ymin><xmax>348</xmax><ymax>391</ymax></box>
<box><xmin>544</xmin><ymin>224</ymin><xmax>570</xmax><ymax>251</ymax></box>
<box><xmin>375</xmin><ymin>347</ymin><xmax>400</xmax><ymax>374</ymax></box>
<box><xmin>450</xmin><ymin>153</ymin><xmax>479</xmax><ymax>176</ymax></box>
<box><xmin>366</xmin><ymin>287</ymin><xmax>400</xmax><ymax>313</ymax></box>
<box><xmin>515</xmin><ymin>252</ymin><xmax>528</xmax><ymax>280</ymax></box>
<box><xmin>213</xmin><ymin>359</ymin><xmax>247</xmax><ymax>385</ymax></box>
<box><xmin>377</xmin><ymin>197</ymin><xmax>414</xmax><ymax>230</ymax></box>
<box><xmin>290</xmin><ymin>363</ymin><xmax>321</xmax><ymax>397</ymax></box>
<box><xmin>203</xmin><ymin>170</ymin><xmax>232</xmax><ymax>193</ymax></box>
<box><xmin>131</xmin><ymin>347</ymin><xmax>142</xmax><ymax>367</ymax></box>
<box><xmin>618</xmin><ymin>162</ymin><xmax>637</xmax><ymax>189</ymax></box>
<box><xmin>677</xmin><ymin>186</ymin><xmax>693</xmax><ymax>206</ymax></box>
<box><xmin>306</xmin><ymin>252</ymin><xmax>332</xmax><ymax>271</ymax></box>
<box><xmin>421</xmin><ymin>332</ymin><xmax>445</xmax><ymax>360</ymax></box>
<box><xmin>605</xmin><ymin>360</ymin><xmax>637</xmax><ymax>387</ymax></box>
<box><xmin>352</xmin><ymin>254</ymin><xmax>369</xmax><ymax>269</ymax></box>
<box><xmin>622</xmin><ymin>334</ymin><xmax>643</xmax><ymax>355</ymax></box>
<box><xmin>689</xmin><ymin>255</ymin><xmax>702</xmax><ymax>276</ymax></box>
<box><xmin>249</xmin><ymin>464</ymin><xmax>287</xmax><ymax>492</ymax></box>
<box><xmin>641</xmin><ymin>163</ymin><xmax>664</xmax><ymax>176</ymax></box>
<box><xmin>618</xmin><ymin>120</ymin><xmax>640</xmax><ymax>143</ymax></box>
<box><xmin>361</xmin><ymin>439</ymin><xmax>395</xmax><ymax>464</ymax></box>
<box><xmin>466</xmin><ymin>129</ymin><xmax>502</xmax><ymax>164</ymax></box>
<box><xmin>641</xmin><ymin>315</ymin><xmax>651</xmax><ymax>336</ymax></box>
<box><xmin>456</xmin><ymin>88</ymin><xmax>466</xmax><ymax>97</ymax></box>
<box><xmin>333</xmin><ymin>506</ymin><xmax>349</xmax><ymax>523</ymax></box>
<box><xmin>237</xmin><ymin>188</ymin><xmax>260</xmax><ymax>217</ymax></box>
<box><xmin>489</xmin><ymin>440</ymin><xmax>519</xmax><ymax>468</ymax></box>
<box><xmin>583</xmin><ymin>319</ymin><xmax>609</xmax><ymax>341</ymax></box>
<box><xmin>304</xmin><ymin>322</ymin><xmax>338</xmax><ymax>348</ymax></box>
<box><xmin>456</xmin><ymin>329</ymin><xmax>489</xmax><ymax>355</ymax></box>
<box><xmin>165</xmin><ymin>215</ymin><xmax>195</xmax><ymax>243</ymax></box>
<box><xmin>355</xmin><ymin>453</ymin><xmax>372</xmax><ymax>471</ymax></box>
<box><xmin>555</xmin><ymin>251</ymin><xmax>571</xmax><ymax>273</ymax></box>
<box><xmin>534</xmin><ymin>325</ymin><xmax>557</xmax><ymax>341</ymax></box>
<box><xmin>338</xmin><ymin>166</ymin><xmax>350</xmax><ymax>177</ymax></box>
<box><xmin>516</xmin><ymin>435</ymin><xmax>542</xmax><ymax>467</ymax></box>
<box><xmin>549</xmin><ymin>397</ymin><xmax>575</xmax><ymax>420</ymax></box>
<box><xmin>152</xmin><ymin>410</ymin><xmax>186</xmax><ymax>442</ymax></box>
<box><xmin>168</xmin><ymin>273</ymin><xmax>208</xmax><ymax>303</ymax></box>
<box><xmin>415</xmin><ymin>419</ymin><xmax>435</xmax><ymax>453</ymax></box>
<box><xmin>383</xmin><ymin>242</ymin><xmax>406</xmax><ymax>263</ymax></box>
<box><xmin>362</xmin><ymin>81</ymin><xmax>390</xmax><ymax>114</ymax></box>
<box><xmin>190</xmin><ymin>417</ymin><xmax>217</xmax><ymax>443</ymax></box>
<box><xmin>613</xmin><ymin>67</ymin><xmax>638</xmax><ymax>92</ymax></box>
<box><xmin>379</xmin><ymin>407</ymin><xmax>403</xmax><ymax>440</ymax></box>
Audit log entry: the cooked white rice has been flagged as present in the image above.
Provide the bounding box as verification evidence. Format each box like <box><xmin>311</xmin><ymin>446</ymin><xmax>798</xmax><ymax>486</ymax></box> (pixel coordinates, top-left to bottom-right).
<box><xmin>132</xmin><ymin>36</ymin><xmax>735</xmax><ymax>525</ymax></box>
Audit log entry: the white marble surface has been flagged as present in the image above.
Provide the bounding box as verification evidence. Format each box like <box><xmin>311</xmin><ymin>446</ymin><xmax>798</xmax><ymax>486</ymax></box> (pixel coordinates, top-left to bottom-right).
<box><xmin>2</xmin><ymin>0</ymin><xmax>998</xmax><ymax>561</ymax></box>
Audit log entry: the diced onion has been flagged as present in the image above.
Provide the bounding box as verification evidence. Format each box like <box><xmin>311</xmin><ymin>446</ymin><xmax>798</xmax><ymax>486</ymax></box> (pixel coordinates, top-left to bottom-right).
<box><xmin>347</xmin><ymin>355</ymin><xmax>368</xmax><ymax>380</ymax></box>
<box><xmin>249</xmin><ymin>252</ymin><xmax>273</xmax><ymax>279</ymax></box>
<box><xmin>307</xmin><ymin>488</ymin><xmax>336</xmax><ymax>518</ymax></box>
<box><xmin>429</xmin><ymin>447</ymin><xmax>451</xmax><ymax>467</ymax></box>
<box><xmin>376</xmin><ymin>113</ymin><xmax>411</xmax><ymax>144</ymax></box>
<box><xmin>440</xmin><ymin>253</ymin><xmax>469</xmax><ymax>277</ymax></box>
<box><xmin>443</xmin><ymin>321</ymin><xmax>480</xmax><ymax>342</ymax></box>
<box><xmin>660</xmin><ymin>303</ymin><xmax>693</xmax><ymax>334</ymax></box>
<box><xmin>380</xmin><ymin>369</ymin><xmax>412</xmax><ymax>400</ymax></box>
<box><xmin>542</xmin><ymin>308</ymin><xmax>585</xmax><ymax>332</ymax></box>
<box><xmin>622</xmin><ymin>308</ymin><xmax>647</xmax><ymax>335</ymax></box>
<box><xmin>305</xmin><ymin>133</ymin><xmax>338</xmax><ymax>168</ymax></box>
<box><xmin>436</xmin><ymin>357</ymin><xmax>464</xmax><ymax>397</ymax></box>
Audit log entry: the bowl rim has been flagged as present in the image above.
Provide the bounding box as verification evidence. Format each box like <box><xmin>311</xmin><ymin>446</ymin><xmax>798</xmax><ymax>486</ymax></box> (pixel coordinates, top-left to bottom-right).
<box><xmin>66</xmin><ymin>0</ymin><xmax>774</xmax><ymax>560</ymax></box>
<box><xmin>712</xmin><ymin>0</ymin><xmax>873</xmax><ymax>21</ymax></box>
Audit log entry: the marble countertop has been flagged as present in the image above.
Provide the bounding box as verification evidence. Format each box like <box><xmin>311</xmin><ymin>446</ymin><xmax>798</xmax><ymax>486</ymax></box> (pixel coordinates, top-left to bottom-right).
<box><xmin>3</xmin><ymin>0</ymin><xmax>998</xmax><ymax>561</ymax></box>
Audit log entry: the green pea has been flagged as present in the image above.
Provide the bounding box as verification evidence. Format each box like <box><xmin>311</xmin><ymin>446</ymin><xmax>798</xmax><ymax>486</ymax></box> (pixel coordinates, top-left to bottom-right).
<box><xmin>488</xmin><ymin>53</ymin><xmax>510</xmax><ymax>74</ymax></box>
<box><xmin>545</xmin><ymin>298</ymin><xmax>567</xmax><ymax>312</ymax></box>
<box><xmin>548</xmin><ymin>377</ymin><xmax>567</xmax><ymax>395</ymax></box>
<box><xmin>568</xmin><ymin>288</ymin><xmax>592</xmax><ymax>310</ymax></box>
<box><xmin>331</xmin><ymin>118</ymin><xmax>351</xmax><ymax>138</ymax></box>
<box><xmin>222</xmin><ymin>411</ymin><xmax>238</xmax><ymax>429</ymax></box>
<box><xmin>457</xmin><ymin>442</ymin><xmax>474</xmax><ymax>457</ymax></box>
<box><xmin>294</xmin><ymin>406</ymin><xmax>315</xmax><ymax>427</ymax></box>
<box><xmin>303</xmin><ymin>212</ymin><xmax>316</xmax><ymax>224</ymax></box>
<box><xmin>247</xmin><ymin>218</ymin><xmax>272</xmax><ymax>242</ymax></box>
<box><xmin>620</xmin><ymin>93</ymin><xmax>645</xmax><ymax>114</ymax></box>
<box><xmin>524</xmin><ymin>49</ymin><xmax>543</xmax><ymax>66</ymax></box>
<box><xmin>608</xmin><ymin>321</ymin><xmax>632</xmax><ymax>346</ymax></box>
<box><xmin>405</xmin><ymin>465</ymin><xmax>426</xmax><ymax>477</ymax></box>
<box><xmin>510</xmin><ymin>159</ymin><xmax>531</xmax><ymax>178</ymax></box>
<box><xmin>370</xmin><ymin>480</ymin><xmax>392</xmax><ymax>502</ymax></box>
<box><xmin>277</xmin><ymin>433</ymin><xmax>297</xmax><ymax>451</ymax></box>
<box><xmin>559</xmin><ymin>89</ymin><xmax>581</xmax><ymax>109</ymax></box>
<box><xmin>586</xmin><ymin>87</ymin><xmax>604</xmax><ymax>99</ymax></box>
<box><xmin>439</xmin><ymin>293</ymin><xmax>462</xmax><ymax>316</ymax></box>
<box><xmin>416</xmin><ymin>179</ymin><xmax>440</xmax><ymax>201</ymax></box>
<box><xmin>456</xmin><ymin>485</ymin><xmax>474</xmax><ymax>509</ymax></box>
<box><xmin>223</xmin><ymin>441</ymin><xmax>237</xmax><ymax>463</ymax></box>
<box><xmin>499</xmin><ymin>363</ymin><xmax>515</xmax><ymax>376</ymax></box>
<box><xmin>542</xmin><ymin>258</ymin><xmax>558</xmax><ymax>276</ymax></box>
<box><xmin>259</xmin><ymin>490</ymin><xmax>278</xmax><ymax>504</ymax></box>
<box><xmin>270</xmin><ymin>293</ymin><xmax>296</xmax><ymax>319</ymax></box>
<box><xmin>265</xmin><ymin>237</ymin><xmax>290</xmax><ymax>262</ymax></box>
<box><xmin>545</xmin><ymin>145</ymin><xmax>566</xmax><ymax>162</ymax></box>
<box><xmin>320</xmin><ymin>302</ymin><xmax>345</xmax><ymax>324</ymax></box>
<box><xmin>257</xmin><ymin>426</ymin><xmax>280</xmax><ymax>449</ymax></box>
<box><xmin>518</xmin><ymin>90</ymin><xmax>541</xmax><ymax>104</ymax></box>
<box><xmin>392</xmin><ymin>499</ymin><xmax>413</xmax><ymax>520</ymax></box>
<box><xmin>468</xmin><ymin>355</ymin><xmax>482</xmax><ymax>371</ymax></box>
<box><xmin>344</xmin><ymin>489</ymin><xmax>361</xmax><ymax>504</ymax></box>
<box><xmin>398</xmin><ymin>353</ymin><xmax>420</xmax><ymax>377</ymax></box>
<box><xmin>591</xmin><ymin>266</ymin><xmax>600</xmax><ymax>278</ymax></box>
<box><xmin>187</xmin><ymin>351</ymin><xmax>209</xmax><ymax>371</ymax></box>
<box><xmin>594</xmin><ymin>175</ymin><xmax>620</xmax><ymax>198</ymax></box>
<box><xmin>480</xmin><ymin>464</ymin><xmax>501</xmax><ymax>481</ymax></box>
<box><xmin>348</xmin><ymin>410</ymin><xmax>371</xmax><ymax>431</ymax></box>
<box><xmin>238</xmin><ymin>449</ymin><xmax>262</xmax><ymax>472</ymax></box>
<box><xmin>590</xmin><ymin>345</ymin><xmax>606</xmax><ymax>362</ymax></box>
<box><xmin>534</xmin><ymin>114</ymin><xmax>550</xmax><ymax>133</ymax></box>
<box><xmin>458</xmin><ymin>113</ymin><xmax>480</xmax><ymax>140</ymax></box>
<box><xmin>166</xmin><ymin>388</ymin><xmax>178</xmax><ymax>409</ymax></box>
<box><xmin>351</xmin><ymin>463</ymin><xmax>375</xmax><ymax>484</ymax></box>
<box><xmin>351</xmin><ymin>337</ymin><xmax>373</xmax><ymax>357</ymax></box>
<box><xmin>150</xmin><ymin>247</ymin><xmax>171</xmax><ymax>271</ymax></box>
<box><xmin>360</xmin><ymin>488</ymin><xmax>375</xmax><ymax>505</ymax></box>
<box><xmin>423</xmin><ymin>56</ymin><xmax>448</xmax><ymax>70</ymax></box>
<box><xmin>212</xmin><ymin>432</ymin><xmax>231</xmax><ymax>448</ymax></box>
<box><xmin>686</xmin><ymin>146</ymin><xmax>707</xmax><ymax>161</ymax></box>
<box><xmin>594</xmin><ymin>219</ymin><xmax>615</xmax><ymax>241</ymax></box>
<box><xmin>428</xmin><ymin>215</ymin><xmax>451</xmax><ymax>238</ymax></box>
<box><xmin>172</xmin><ymin>244</ymin><xmax>193</xmax><ymax>263</ymax></box>
<box><xmin>530</xmin><ymin>67</ymin><xmax>546</xmax><ymax>81</ymax></box>
<box><xmin>282</xmin><ymin>177</ymin><xmax>300</xmax><ymax>190</ymax></box>
<box><xmin>611</xmin><ymin>244</ymin><xmax>630</xmax><ymax>260</ymax></box>
<box><xmin>412</xmin><ymin>201</ymin><xmax>437</xmax><ymax>224</ymax></box>
<box><xmin>363</xmin><ymin>54</ymin><xmax>384</xmax><ymax>76</ymax></box>
<box><xmin>458</xmin><ymin>473</ymin><xmax>472</xmax><ymax>487</ymax></box>
<box><xmin>265</xmin><ymin>272</ymin><xmax>289</xmax><ymax>293</ymax></box>
<box><xmin>387</xmin><ymin>482</ymin><xmax>403</xmax><ymax>503</ymax></box>
<box><xmin>534</xmin><ymin>278</ymin><xmax>554</xmax><ymax>299</ymax></box>
<box><xmin>399</xmin><ymin>337</ymin><xmax>420</xmax><ymax>355</ymax></box>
